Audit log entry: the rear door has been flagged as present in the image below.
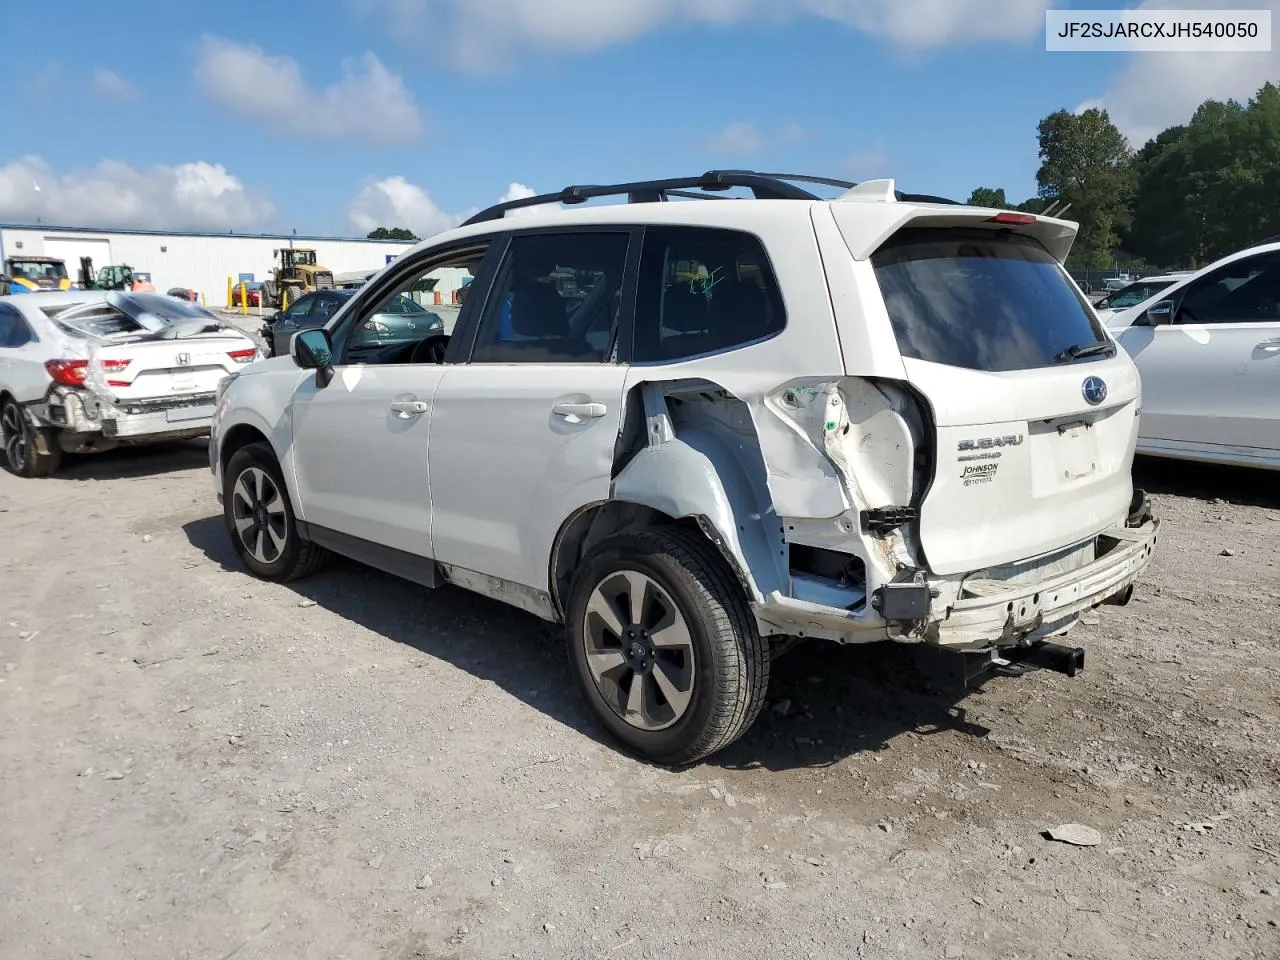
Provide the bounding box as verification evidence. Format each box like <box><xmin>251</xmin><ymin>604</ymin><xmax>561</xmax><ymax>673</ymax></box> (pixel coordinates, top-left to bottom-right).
<box><xmin>1116</xmin><ymin>252</ymin><xmax>1280</xmax><ymax>454</ymax></box>
<box><xmin>861</xmin><ymin>224</ymin><xmax>1140</xmax><ymax>575</ymax></box>
<box><xmin>427</xmin><ymin>227</ymin><xmax>637</xmax><ymax>590</ymax></box>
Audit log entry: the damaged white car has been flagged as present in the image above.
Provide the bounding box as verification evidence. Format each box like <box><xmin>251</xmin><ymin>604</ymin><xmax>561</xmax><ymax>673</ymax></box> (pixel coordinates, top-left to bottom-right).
<box><xmin>0</xmin><ymin>291</ymin><xmax>259</xmax><ymax>477</ymax></box>
<box><xmin>209</xmin><ymin>171</ymin><xmax>1160</xmax><ymax>765</ymax></box>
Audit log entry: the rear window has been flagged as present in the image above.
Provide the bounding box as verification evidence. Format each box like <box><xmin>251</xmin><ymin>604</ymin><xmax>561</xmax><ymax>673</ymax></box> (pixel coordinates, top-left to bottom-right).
<box><xmin>871</xmin><ymin>228</ymin><xmax>1109</xmax><ymax>372</ymax></box>
<box><xmin>43</xmin><ymin>303</ymin><xmax>144</xmax><ymax>338</ymax></box>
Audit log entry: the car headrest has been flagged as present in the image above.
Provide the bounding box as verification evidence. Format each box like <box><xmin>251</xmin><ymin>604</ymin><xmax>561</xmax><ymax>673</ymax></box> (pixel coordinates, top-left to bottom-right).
<box><xmin>509</xmin><ymin>280</ymin><xmax>568</xmax><ymax>337</ymax></box>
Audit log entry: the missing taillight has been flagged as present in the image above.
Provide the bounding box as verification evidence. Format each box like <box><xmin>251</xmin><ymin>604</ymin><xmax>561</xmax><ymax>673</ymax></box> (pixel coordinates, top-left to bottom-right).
<box><xmin>228</xmin><ymin>348</ymin><xmax>258</xmax><ymax>363</ymax></box>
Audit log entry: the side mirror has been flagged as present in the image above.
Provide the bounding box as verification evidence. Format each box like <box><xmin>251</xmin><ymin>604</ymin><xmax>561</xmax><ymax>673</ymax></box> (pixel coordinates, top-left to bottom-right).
<box><xmin>292</xmin><ymin>328</ymin><xmax>335</xmax><ymax>387</ymax></box>
<box><xmin>1140</xmin><ymin>299</ymin><xmax>1175</xmax><ymax>326</ymax></box>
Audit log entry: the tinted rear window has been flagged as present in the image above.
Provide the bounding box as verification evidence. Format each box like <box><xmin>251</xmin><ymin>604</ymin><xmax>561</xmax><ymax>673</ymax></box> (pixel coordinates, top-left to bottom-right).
<box><xmin>871</xmin><ymin>228</ymin><xmax>1108</xmax><ymax>372</ymax></box>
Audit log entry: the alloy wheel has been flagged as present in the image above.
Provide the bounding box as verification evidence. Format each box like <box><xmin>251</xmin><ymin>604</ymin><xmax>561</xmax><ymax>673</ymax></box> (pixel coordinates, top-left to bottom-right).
<box><xmin>230</xmin><ymin>466</ymin><xmax>288</xmax><ymax>565</ymax></box>
<box><xmin>582</xmin><ymin>570</ymin><xmax>697</xmax><ymax>732</ymax></box>
<box><xmin>1</xmin><ymin>405</ymin><xmax>27</xmax><ymax>473</ymax></box>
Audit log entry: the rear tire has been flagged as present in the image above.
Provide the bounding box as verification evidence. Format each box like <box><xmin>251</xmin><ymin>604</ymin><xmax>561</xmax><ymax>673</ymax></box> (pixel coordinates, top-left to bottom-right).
<box><xmin>285</xmin><ymin>285</ymin><xmax>303</xmax><ymax>307</ymax></box>
<box><xmin>1</xmin><ymin>401</ymin><xmax>61</xmax><ymax>478</ymax></box>
<box><xmin>566</xmin><ymin>525</ymin><xmax>770</xmax><ymax>766</ymax></box>
<box><xmin>223</xmin><ymin>442</ymin><xmax>328</xmax><ymax>581</ymax></box>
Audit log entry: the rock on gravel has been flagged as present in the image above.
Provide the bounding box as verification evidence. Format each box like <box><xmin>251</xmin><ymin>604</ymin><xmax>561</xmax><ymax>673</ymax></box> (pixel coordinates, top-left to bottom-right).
<box><xmin>1047</xmin><ymin>824</ymin><xmax>1103</xmax><ymax>847</ymax></box>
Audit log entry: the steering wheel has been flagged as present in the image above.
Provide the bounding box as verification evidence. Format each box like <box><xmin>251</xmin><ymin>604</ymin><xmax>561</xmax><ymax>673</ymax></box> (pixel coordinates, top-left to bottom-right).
<box><xmin>409</xmin><ymin>335</ymin><xmax>449</xmax><ymax>364</ymax></box>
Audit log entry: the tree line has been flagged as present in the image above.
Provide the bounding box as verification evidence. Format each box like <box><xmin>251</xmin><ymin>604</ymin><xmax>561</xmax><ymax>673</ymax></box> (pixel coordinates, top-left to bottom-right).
<box><xmin>967</xmin><ymin>82</ymin><xmax>1280</xmax><ymax>270</ymax></box>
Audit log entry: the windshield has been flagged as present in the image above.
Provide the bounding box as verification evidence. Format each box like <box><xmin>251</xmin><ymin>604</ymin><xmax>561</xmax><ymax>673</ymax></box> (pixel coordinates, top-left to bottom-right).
<box><xmin>8</xmin><ymin>259</ymin><xmax>68</xmax><ymax>282</ymax></box>
<box><xmin>381</xmin><ymin>294</ymin><xmax>431</xmax><ymax>315</ymax></box>
<box><xmin>286</xmin><ymin>250</ymin><xmax>316</xmax><ymax>266</ymax></box>
<box><xmin>1098</xmin><ymin>280</ymin><xmax>1173</xmax><ymax>309</ymax></box>
<box><xmin>872</xmin><ymin>228</ymin><xmax>1109</xmax><ymax>372</ymax></box>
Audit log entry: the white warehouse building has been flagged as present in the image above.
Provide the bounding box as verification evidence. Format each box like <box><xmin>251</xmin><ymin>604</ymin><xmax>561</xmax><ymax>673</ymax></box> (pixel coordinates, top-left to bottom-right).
<box><xmin>0</xmin><ymin>223</ymin><xmax>419</xmax><ymax>306</ymax></box>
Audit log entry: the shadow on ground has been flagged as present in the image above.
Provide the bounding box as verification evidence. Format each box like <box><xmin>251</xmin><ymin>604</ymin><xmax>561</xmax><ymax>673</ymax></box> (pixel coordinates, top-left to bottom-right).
<box><xmin>185</xmin><ymin>514</ymin><xmax>990</xmax><ymax>772</ymax></box>
<box><xmin>49</xmin><ymin>440</ymin><xmax>210</xmax><ymax>483</ymax></box>
<box><xmin>1134</xmin><ymin>455</ymin><xmax>1279</xmax><ymax>508</ymax></box>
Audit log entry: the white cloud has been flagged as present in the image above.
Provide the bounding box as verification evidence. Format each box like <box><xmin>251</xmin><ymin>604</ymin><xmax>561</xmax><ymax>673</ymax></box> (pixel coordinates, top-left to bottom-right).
<box><xmin>194</xmin><ymin>36</ymin><xmax>423</xmax><ymax>145</ymax></box>
<box><xmin>92</xmin><ymin>68</ymin><xmax>138</xmax><ymax>102</ymax></box>
<box><xmin>357</xmin><ymin>0</ymin><xmax>1051</xmax><ymax>69</ymax></box>
<box><xmin>703</xmin><ymin>121</ymin><xmax>811</xmax><ymax>156</ymax></box>
<box><xmin>1081</xmin><ymin>0</ymin><xmax>1280</xmax><ymax>146</ymax></box>
<box><xmin>844</xmin><ymin>144</ymin><xmax>890</xmax><ymax>180</ymax></box>
<box><xmin>0</xmin><ymin>155</ymin><xmax>273</xmax><ymax>231</ymax></box>
<box><xmin>346</xmin><ymin>179</ymin><xmax>563</xmax><ymax>236</ymax></box>
<box><xmin>346</xmin><ymin>176</ymin><xmax>473</xmax><ymax>237</ymax></box>
<box><xmin>704</xmin><ymin>121</ymin><xmax>766</xmax><ymax>156</ymax></box>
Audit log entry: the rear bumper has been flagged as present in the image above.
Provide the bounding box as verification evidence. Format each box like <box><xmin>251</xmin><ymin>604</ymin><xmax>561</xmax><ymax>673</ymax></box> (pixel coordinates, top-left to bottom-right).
<box><xmin>931</xmin><ymin>515</ymin><xmax>1159</xmax><ymax>649</ymax></box>
<box><xmin>35</xmin><ymin>388</ymin><xmax>217</xmax><ymax>441</ymax></box>
<box><xmin>754</xmin><ymin>513</ymin><xmax>1159</xmax><ymax>651</ymax></box>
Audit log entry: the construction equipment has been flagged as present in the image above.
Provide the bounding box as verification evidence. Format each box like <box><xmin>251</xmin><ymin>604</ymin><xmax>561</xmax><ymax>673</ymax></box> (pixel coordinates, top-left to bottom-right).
<box><xmin>77</xmin><ymin>258</ymin><xmax>155</xmax><ymax>292</ymax></box>
<box><xmin>260</xmin><ymin>247</ymin><xmax>333</xmax><ymax>308</ymax></box>
<box><xmin>3</xmin><ymin>255</ymin><xmax>71</xmax><ymax>293</ymax></box>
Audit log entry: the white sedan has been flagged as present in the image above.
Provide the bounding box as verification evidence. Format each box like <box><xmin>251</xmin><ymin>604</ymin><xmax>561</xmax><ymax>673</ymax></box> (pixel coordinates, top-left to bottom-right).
<box><xmin>0</xmin><ymin>291</ymin><xmax>260</xmax><ymax>477</ymax></box>
<box><xmin>1106</xmin><ymin>239</ymin><xmax>1280</xmax><ymax>471</ymax></box>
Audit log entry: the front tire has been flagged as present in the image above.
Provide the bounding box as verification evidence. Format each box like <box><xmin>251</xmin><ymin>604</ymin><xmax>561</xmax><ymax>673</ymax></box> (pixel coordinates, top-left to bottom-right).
<box><xmin>566</xmin><ymin>526</ymin><xmax>770</xmax><ymax>766</ymax></box>
<box><xmin>1</xmin><ymin>401</ymin><xmax>61</xmax><ymax>478</ymax></box>
<box><xmin>223</xmin><ymin>442</ymin><xmax>328</xmax><ymax>581</ymax></box>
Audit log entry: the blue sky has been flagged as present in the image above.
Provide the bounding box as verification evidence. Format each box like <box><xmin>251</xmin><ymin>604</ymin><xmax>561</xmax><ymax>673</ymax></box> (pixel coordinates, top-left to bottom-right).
<box><xmin>2</xmin><ymin>0</ymin><xmax>1276</xmax><ymax>237</ymax></box>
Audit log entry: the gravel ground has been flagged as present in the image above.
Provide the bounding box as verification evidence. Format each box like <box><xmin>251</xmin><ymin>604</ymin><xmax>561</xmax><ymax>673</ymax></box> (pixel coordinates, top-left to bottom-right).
<box><xmin>1</xmin><ymin>449</ymin><xmax>1277</xmax><ymax>960</ymax></box>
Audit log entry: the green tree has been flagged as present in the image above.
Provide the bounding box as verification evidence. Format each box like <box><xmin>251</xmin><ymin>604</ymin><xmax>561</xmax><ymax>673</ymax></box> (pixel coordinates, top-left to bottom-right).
<box><xmin>367</xmin><ymin>226</ymin><xmax>418</xmax><ymax>241</ymax></box>
<box><xmin>1035</xmin><ymin>107</ymin><xmax>1133</xmax><ymax>267</ymax></box>
<box><xmin>966</xmin><ymin>186</ymin><xmax>1009</xmax><ymax>208</ymax></box>
<box><xmin>1127</xmin><ymin>82</ymin><xmax>1280</xmax><ymax>267</ymax></box>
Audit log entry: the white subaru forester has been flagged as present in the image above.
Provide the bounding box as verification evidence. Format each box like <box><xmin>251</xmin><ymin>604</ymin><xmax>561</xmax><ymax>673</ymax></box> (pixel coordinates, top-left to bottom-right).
<box><xmin>210</xmin><ymin>172</ymin><xmax>1160</xmax><ymax>765</ymax></box>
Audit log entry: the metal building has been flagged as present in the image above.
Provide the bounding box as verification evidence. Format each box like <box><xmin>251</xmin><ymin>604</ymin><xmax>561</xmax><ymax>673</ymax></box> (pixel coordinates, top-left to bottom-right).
<box><xmin>0</xmin><ymin>223</ymin><xmax>417</xmax><ymax>306</ymax></box>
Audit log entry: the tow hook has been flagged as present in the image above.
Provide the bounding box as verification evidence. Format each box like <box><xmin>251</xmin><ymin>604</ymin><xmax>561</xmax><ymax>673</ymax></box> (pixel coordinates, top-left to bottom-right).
<box><xmin>1004</xmin><ymin>640</ymin><xmax>1085</xmax><ymax>678</ymax></box>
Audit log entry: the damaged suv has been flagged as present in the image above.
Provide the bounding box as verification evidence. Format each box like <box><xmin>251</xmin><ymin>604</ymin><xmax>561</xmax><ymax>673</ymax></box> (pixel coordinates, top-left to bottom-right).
<box><xmin>209</xmin><ymin>171</ymin><xmax>1159</xmax><ymax>765</ymax></box>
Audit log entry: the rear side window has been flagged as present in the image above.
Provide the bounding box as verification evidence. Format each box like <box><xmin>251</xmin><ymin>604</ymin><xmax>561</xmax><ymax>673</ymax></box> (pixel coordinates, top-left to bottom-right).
<box><xmin>633</xmin><ymin>226</ymin><xmax>785</xmax><ymax>363</ymax></box>
<box><xmin>872</xmin><ymin>229</ymin><xmax>1108</xmax><ymax>372</ymax></box>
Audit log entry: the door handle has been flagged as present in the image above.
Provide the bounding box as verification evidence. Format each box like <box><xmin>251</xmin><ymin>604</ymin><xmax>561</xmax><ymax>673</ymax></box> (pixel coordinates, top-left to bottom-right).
<box><xmin>389</xmin><ymin>400</ymin><xmax>429</xmax><ymax>418</ymax></box>
<box><xmin>552</xmin><ymin>401</ymin><xmax>607</xmax><ymax>419</ymax></box>
<box><xmin>1256</xmin><ymin>338</ymin><xmax>1280</xmax><ymax>353</ymax></box>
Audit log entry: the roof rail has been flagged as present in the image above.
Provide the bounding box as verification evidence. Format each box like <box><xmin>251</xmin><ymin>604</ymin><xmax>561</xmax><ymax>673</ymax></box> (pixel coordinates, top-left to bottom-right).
<box><xmin>461</xmin><ymin>170</ymin><xmax>957</xmax><ymax>225</ymax></box>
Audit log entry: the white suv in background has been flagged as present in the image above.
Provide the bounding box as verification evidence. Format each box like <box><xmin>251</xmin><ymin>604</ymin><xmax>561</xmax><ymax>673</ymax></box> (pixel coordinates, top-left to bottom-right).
<box><xmin>209</xmin><ymin>172</ymin><xmax>1160</xmax><ymax>765</ymax></box>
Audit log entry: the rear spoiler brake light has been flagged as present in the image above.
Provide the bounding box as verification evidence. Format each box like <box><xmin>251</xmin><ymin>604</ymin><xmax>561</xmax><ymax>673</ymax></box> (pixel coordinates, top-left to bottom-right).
<box><xmin>987</xmin><ymin>212</ymin><xmax>1038</xmax><ymax>225</ymax></box>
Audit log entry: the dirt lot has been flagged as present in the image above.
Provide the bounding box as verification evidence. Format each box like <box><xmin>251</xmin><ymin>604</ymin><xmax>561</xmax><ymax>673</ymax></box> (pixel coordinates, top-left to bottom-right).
<box><xmin>1</xmin><ymin>448</ymin><xmax>1277</xmax><ymax>960</ymax></box>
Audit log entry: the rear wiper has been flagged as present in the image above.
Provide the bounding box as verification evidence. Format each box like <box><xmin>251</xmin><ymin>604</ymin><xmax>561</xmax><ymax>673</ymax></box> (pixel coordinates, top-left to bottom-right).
<box><xmin>1053</xmin><ymin>342</ymin><xmax>1116</xmax><ymax>364</ymax></box>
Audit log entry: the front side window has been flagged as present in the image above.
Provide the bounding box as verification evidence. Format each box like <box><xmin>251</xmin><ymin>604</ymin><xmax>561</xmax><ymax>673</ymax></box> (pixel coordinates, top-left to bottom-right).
<box><xmin>282</xmin><ymin>296</ymin><xmax>315</xmax><ymax>322</ymax></box>
<box><xmin>872</xmin><ymin>228</ymin><xmax>1110</xmax><ymax>372</ymax></box>
<box><xmin>1178</xmin><ymin>254</ymin><xmax>1280</xmax><ymax>325</ymax></box>
<box><xmin>470</xmin><ymin>232</ymin><xmax>630</xmax><ymax>364</ymax></box>
<box><xmin>633</xmin><ymin>226</ymin><xmax>786</xmax><ymax>363</ymax></box>
<box><xmin>340</xmin><ymin>246</ymin><xmax>479</xmax><ymax>366</ymax></box>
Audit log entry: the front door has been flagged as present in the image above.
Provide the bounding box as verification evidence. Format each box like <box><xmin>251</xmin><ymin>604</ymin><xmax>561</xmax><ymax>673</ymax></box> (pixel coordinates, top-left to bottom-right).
<box><xmin>428</xmin><ymin>228</ymin><xmax>636</xmax><ymax>590</ymax></box>
<box><xmin>289</xmin><ymin>245</ymin><xmax>492</xmax><ymax>557</ymax></box>
<box><xmin>1119</xmin><ymin>251</ymin><xmax>1280</xmax><ymax>454</ymax></box>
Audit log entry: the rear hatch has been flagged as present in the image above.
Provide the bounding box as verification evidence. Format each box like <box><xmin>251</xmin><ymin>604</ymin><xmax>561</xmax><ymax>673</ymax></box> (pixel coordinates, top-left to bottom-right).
<box><xmin>834</xmin><ymin>209</ymin><xmax>1138</xmax><ymax>576</ymax></box>
<box><xmin>46</xmin><ymin>294</ymin><xmax>257</xmax><ymax>402</ymax></box>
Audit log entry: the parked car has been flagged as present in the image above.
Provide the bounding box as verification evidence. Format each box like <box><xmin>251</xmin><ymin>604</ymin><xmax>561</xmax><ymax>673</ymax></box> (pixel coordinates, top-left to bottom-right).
<box><xmin>1092</xmin><ymin>273</ymin><xmax>1194</xmax><ymax>322</ymax></box>
<box><xmin>260</xmin><ymin>288</ymin><xmax>445</xmax><ymax>358</ymax></box>
<box><xmin>210</xmin><ymin>171</ymin><xmax>1159</xmax><ymax>765</ymax></box>
<box><xmin>230</xmin><ymin>282</ymin><xmax>262</xmax><ymax>308</ymax></box>
<box><xmin>0</xmin><ymin>290</ymin><xmax>259</xmax><ymax>477</ymax></box>
<box><xmin>1106</xmin><ymin>240</ymin><xmax>1280</xmax><ymax>470</ymax></box>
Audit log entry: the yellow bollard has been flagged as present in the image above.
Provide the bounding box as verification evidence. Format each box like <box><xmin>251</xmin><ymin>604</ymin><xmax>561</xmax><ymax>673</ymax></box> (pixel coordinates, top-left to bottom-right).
<box><xmin>239</xmin><ymin>281</ymin><xmax>247</xmax><ymax>315</ymax></box>
<box><xmin>281</xmin><ymin>287</ymin><xmax>289</xmax><ymax>311</ymax></box>
<box><xmin>226</xmin><ymin>276</ymin><xmax>232</xmax><ymax>307</ymax></box>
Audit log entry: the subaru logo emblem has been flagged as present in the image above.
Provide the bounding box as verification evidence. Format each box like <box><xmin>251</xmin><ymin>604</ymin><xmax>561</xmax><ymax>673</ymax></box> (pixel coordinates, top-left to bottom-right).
<box><xmin>1082</xmin><ymin>376</ymin><xmax>1107</xmax><ymax>405</ymax></box>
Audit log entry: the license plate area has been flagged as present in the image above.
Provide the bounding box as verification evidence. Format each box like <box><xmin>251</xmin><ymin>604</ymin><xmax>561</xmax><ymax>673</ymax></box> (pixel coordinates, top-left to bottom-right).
<box><xmin>1056</xmin><ymin>422</ymin><xmax>1098</xmax><ymax>481</ymax></box>
<box><xmin>166</xmin><ymin>404</ymin><xmax>215</xmax><ymax>423</ymax></box>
